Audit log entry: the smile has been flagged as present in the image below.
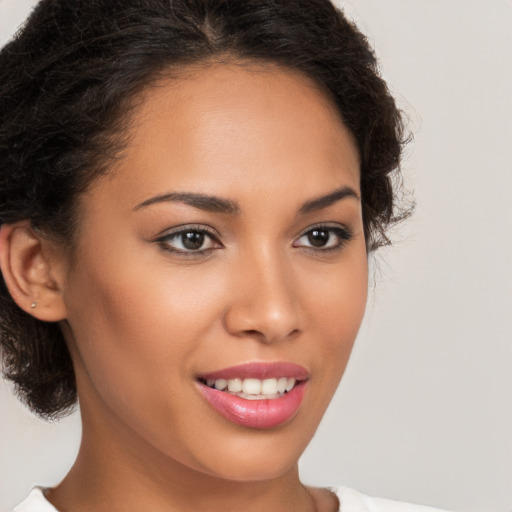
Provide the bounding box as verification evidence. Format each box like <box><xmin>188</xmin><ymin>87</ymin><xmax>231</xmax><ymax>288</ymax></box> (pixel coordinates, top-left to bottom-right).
<box><xmin>196</xmin><ymin>362</ymin><xmax>308</xmax><ymax>429</ymax></box>
<box><xmin>200</xmin><ymin>377</ymin><xmax>297</xmax><ymax>400</ymax></box>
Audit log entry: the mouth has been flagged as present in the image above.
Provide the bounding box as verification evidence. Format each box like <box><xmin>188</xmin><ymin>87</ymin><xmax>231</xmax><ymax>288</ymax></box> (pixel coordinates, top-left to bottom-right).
<box><xmin>196</xmin><ymin>362</ymin><xmax>308</xmax><ymax>429</ymax></box>
<box><xmin>198</xmin><ymin>376</ymin><xmax>299</xmax><ymax>400</ymax></box>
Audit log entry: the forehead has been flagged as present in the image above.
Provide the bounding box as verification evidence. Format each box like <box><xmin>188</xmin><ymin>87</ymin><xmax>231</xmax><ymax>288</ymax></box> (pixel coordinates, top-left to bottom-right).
<box><xmin>90</xmin><ymin>62</ymin><xmax>360</xmax><ymax>211</ymax></box>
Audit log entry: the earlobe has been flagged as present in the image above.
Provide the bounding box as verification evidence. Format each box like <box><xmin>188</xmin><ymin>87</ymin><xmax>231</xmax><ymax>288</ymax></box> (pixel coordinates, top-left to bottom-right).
<box><xmin>0</xmin><ymin>222</ymin><xmax>68</xmax><ymax>321</ymax></box>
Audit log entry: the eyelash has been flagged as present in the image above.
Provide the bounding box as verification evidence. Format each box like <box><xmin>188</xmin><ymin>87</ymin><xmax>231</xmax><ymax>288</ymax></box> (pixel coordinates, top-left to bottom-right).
<box><xmin>293</xmin><ymin>224</ymin><xmax>353</xmax><ymax>253</ymax></box>
<box><xmin>155</xmin><ymin>223</ymin><xmax>352</xmax><ymax>257</ymax></box>
<box><xmin>155</xmin><ymin>224</ymin><xmax>221</xmax><ymax>258</ymax></box>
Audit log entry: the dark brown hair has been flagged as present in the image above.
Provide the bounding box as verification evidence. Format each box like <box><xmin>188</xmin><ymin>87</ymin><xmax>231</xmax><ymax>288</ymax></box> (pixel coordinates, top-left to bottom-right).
<box><xmin>0</xmin><ymin>0</ymin><xmax>409</xmax><ymax>419</ymax></box>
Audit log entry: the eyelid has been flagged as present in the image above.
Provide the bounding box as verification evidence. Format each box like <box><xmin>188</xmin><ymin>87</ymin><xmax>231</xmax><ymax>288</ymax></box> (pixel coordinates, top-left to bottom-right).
<box><xmin>152</xmin><ymin>222</ymin><xmax>352</xmax><ymax>257</ymax></box>
<box><xmin>154</xmin><ymin>224</ymin><xmax>223</xmax><ymax>256</ymax></box>
<box><xmin>153</xmin><ymin>223</ymin><xmax>221</xmax><ymax>240</ymax></box>
<box><xmin>295</xmin><ymin>222</ymin><xmax>352</xmax><ymax>239</ymax></box>
<box><xmin>292</xmin><ymin>223</ymin><xmax>353</xmax><ymax>250</ymax></box>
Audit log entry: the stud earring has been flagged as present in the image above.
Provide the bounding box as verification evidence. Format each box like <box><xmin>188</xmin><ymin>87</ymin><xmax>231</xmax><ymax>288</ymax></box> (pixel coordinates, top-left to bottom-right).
<box><xmin>30</xmin><ymin>300</ymin><xmax>37</xmax><ymax>309</ymax></box>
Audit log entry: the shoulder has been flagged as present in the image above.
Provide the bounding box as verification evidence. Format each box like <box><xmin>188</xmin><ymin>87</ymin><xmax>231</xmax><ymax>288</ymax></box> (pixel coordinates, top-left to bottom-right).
<box><xmin>12</xmin><ymin>488</ymin><xmax>58</xmax><ymax>512</ymax></box>
<box><xmin>334</xmin><ymin>486</ymin><xmax>451</xmax><ymax>512</ymax></box>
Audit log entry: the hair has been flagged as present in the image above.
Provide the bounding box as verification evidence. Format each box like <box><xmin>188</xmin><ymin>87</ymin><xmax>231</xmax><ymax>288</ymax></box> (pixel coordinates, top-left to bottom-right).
<box><xmin>0</xmin><ymin>0</ymin><xmax>410</xmax><ymax>419</ymax></box>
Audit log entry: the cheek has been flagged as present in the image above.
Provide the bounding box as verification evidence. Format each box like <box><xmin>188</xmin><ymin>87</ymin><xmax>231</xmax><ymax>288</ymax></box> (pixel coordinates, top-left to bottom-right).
<box><xmin>313</xmin><ymin>244</ymin><xmax>367</xmax><ymax>328</ymax></box>
<box><xmin>306</xmin><ymin>246</ymin><xmax>368</xmax><ymax>385</ymax></box>
<box><xmin>62</xmin><ymin>249</ymin><xmax>229</xmax><ymax>409</ymax></box>
<box><xmin>62</xmin><ymin>253</ymin><xmax>239</xmax><ymax>466</ymax></box>
<box><xmin>68</xmin><ymin>246</ymin><xmax>224</xmax><ymax>341</ymax></box>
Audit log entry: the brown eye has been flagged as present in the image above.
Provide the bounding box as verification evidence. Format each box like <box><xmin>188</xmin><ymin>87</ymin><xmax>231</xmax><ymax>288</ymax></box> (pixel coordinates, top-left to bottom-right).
<box><xmin>307</xmin><ymin>229</ymin><xmax>330</xmax><ymax>247</ymax></box>
<box><xmin>293</xmin><ymin>225</ymin><xmax>352</xmax><ymax>251</ymax></box>
<box><xmin>157</xmin><ymin>227</ymin><xmax>221</xmax><ymax>254</ymax></box>
<box><xmin>181</xmin><ymin>231</ymin><xmax>206</xmax><ymax>250</ymax></box>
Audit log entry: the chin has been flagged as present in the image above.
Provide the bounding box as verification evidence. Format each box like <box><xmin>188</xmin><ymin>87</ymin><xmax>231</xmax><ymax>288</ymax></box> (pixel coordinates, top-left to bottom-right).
<box><xmin>208</xmin><ymin>454</ymin><xmax>299</xmax><ymax>483</ymax></box>
<box><xmin>188</xmin><ymin>425</ymin><xmax>312</xmax><ymax>483</ymax></box>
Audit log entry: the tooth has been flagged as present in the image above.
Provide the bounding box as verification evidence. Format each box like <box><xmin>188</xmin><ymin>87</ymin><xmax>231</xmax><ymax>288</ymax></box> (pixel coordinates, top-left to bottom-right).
<box><xmin>242</xmin><ymin>378</ymin><xmax>261</xmax><ymax>395</ymax></box>
<box><xmin>212</xmin><ymin>376</ymin><xmax>296</xmax><ymax>396</ymax></box>
<box><xmin>285</xmin><ymin>378</ymin><xmax>296</xmax><ymax>392</ymax></box>
<box><xmin>214</xmin><ymin>379</ymin><xmax>227</xmax><ymax>391</ymax></box>
<box><xmin>227</xmin><ymin>378</ymin><xmax>243</xmax><ymax>392</ymax></box>
<box><xmin>240</xmin><ymin>393</ymin><xmax>266</xmax><ymax>400</ymax></box>
<box><xmin>261</xmin><ymin>378</ymin><xmax>278</xmax><ymax>395</ymax></box>
<box><xmin>277</xmin><ymin>377</ymin><xmax>287</xmax><ymax>393</ymax></box>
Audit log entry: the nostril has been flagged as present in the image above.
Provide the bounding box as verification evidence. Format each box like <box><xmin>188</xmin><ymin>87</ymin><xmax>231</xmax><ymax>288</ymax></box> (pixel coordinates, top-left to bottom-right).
<box><xmin>243</xmin><ymin>329</ymin><xmax>263</xmax><ymax>337</ymax></box>
<box><xmin>239</xmin><ymin>327</ymin><xmax>301</xmax><ymax>344</ymax></box>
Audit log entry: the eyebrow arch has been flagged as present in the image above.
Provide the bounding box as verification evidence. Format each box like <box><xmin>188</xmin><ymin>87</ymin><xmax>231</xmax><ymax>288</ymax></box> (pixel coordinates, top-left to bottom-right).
<box><xmin>298</xmin><ymin>186</ymin><xmax>360</xmax><ymax>214</ymax></box>
<box><xmin>134</xmin><ymin>185</ymin><xmax>358</xmax><ymax>215</ymax></box>
<box><xmin>134</xmin><ymin>192</ymin><xmax>240</xmax><ymax>214</ymax></box>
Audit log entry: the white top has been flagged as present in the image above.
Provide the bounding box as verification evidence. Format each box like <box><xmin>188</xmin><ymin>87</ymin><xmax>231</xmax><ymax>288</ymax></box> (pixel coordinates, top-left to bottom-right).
<box><xmin>13</xmin><ymin>486</ymin><xmax>450</xmax><ymax>511</ymax></box>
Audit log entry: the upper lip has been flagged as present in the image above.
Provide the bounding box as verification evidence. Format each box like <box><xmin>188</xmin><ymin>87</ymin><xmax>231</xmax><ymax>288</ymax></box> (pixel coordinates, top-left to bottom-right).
<box><xmin>197</xmin><ymin>362</ymin><xmax>309</xmax><ymax>381</ymax></box>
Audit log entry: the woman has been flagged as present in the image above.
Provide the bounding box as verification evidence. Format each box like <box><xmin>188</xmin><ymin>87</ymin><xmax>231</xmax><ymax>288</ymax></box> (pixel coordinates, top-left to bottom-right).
<box><xmin>0</xmin><ymin>1</ymin><xmax>448</xmax><ymax>511</ymax></box>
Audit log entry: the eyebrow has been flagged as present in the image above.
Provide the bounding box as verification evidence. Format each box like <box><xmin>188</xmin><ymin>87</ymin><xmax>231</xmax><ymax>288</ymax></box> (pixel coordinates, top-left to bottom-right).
<box><xmin>134</xmin><ymin>185</ymin><xmax>359</xmax><ymax>215</ymax></box>
<box><xmin>298</xmin><ymin>186</ymin><xmax>360</xmax><ymax>214</ymax></box>
<box><xmin>134</xmin><ymin>192</ymin><xmax>240</xmax><ymax>214</ymax></box>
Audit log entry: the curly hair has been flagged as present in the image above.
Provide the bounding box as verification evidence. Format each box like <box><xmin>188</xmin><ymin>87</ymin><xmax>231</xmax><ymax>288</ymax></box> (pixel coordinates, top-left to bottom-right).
<box><xmin>0</xmin><ymin>0</ymin><xmax>409</xmax><ymax>419</ymax></box>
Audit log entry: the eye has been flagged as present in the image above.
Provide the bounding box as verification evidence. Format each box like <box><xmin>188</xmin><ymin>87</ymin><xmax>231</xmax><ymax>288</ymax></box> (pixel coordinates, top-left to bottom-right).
<box><xmin>156</xmin><ymin>226</ymin><xmax>221</xmax><ymax>255</ymax></box>
<box><xmin>293</xmin><ymin>224</ymin><xmax>352</xmax><ymax>251</ymax></box>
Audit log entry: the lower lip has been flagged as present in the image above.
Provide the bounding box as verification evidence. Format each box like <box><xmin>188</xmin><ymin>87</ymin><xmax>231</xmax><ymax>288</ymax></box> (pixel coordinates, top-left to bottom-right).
<box><xmin>197</xmin><ymin>381</ymin><xmax>307</xmax><ymax>429</ymax></box>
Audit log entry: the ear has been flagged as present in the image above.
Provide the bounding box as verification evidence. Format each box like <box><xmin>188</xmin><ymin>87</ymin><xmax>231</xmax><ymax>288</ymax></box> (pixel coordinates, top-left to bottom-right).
<box><xmin>0</xmin><ymin>222</ymin><xmax>68</xmax><ymax>321</ymax></box>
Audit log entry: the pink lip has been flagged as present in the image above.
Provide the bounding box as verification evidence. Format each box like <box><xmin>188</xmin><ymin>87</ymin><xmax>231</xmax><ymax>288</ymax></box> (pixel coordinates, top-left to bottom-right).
<box><xmin>197</xmin><ymin>361</ymin><xmax>309</xmax><ymax>381</ymax></box>
<box><xmin>198</xmin><ymin>381</ymin><xmax>306</xmax><ymax>429</ymax></box>
<box><xmin>196</xmin><ymin>362</ymin><xmax>309</xmax><ymax>429</ymax></box>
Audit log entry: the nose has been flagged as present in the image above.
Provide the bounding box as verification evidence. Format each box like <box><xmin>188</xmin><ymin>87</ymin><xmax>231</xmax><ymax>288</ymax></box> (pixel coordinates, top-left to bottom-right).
<box><xmin>223</xmin><ymin>250</ymin><xmax>302</xmax><ymax>344</ymax></box>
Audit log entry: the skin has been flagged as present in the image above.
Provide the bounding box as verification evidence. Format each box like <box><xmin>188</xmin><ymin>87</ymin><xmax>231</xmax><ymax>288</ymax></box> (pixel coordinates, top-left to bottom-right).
<box><xmin>16</xmin><ymin>63</ymin><xmax>368</xmax><ymax>511</ymax></box>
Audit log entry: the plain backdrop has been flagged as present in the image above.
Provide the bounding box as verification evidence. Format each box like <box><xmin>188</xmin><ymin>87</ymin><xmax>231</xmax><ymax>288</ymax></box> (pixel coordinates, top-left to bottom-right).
<box><xmin>1</xmin><ymin>1</ymin><xmax>511</xmax><ymax>511</ymax></box>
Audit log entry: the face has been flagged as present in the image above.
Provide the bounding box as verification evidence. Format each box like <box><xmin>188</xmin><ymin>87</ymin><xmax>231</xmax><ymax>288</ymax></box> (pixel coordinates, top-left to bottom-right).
<box><xmin>58</xmin><ymin>62</ymin><xmax>367</xmax><ymax>482</ymax></box>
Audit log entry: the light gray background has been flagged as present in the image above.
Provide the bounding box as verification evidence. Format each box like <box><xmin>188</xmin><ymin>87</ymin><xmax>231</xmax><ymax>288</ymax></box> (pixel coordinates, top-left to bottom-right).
<box><xmin>1</xmin><ymin>1</ymin><xmax>511</xmax><ymax>511</ymax></box>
